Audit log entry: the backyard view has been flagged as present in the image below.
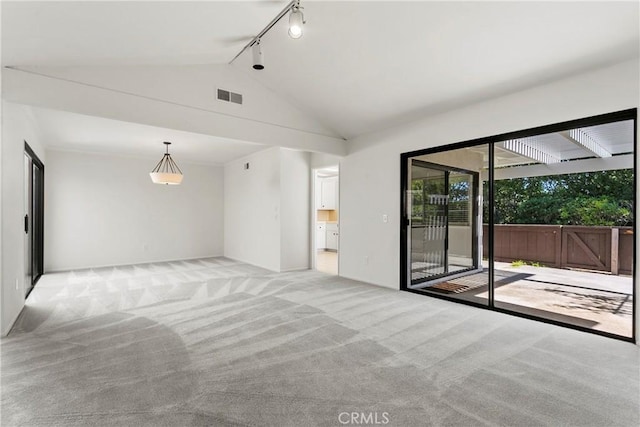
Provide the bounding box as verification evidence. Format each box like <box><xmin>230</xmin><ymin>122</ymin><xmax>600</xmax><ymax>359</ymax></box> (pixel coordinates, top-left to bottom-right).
<box><xmin>487</xmin><ymin>169</ymin><xmax>633</xmax><ymax>337</ymax></box>
<box><xmin>489</xmin><ymin>170</ymin><xmax>633</xmax><ymax>227</ymax></box>
<box><xmin>405</xmin><ymin>117</ymin><xmax>634</xmax><ymax>339</ymax></box>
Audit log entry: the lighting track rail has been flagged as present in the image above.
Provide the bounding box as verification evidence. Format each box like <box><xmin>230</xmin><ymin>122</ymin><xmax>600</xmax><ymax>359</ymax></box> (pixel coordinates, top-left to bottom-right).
<box><xmin>229</xmin><ymin>0</ymin><xmax>303</xmax><ymax>66</ymax></box>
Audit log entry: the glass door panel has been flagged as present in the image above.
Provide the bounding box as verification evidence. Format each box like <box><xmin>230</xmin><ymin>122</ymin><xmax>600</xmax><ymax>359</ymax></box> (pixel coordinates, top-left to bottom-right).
<box><xmin>447</xmin><ymin>172</ymin><xmax>474</xmax><ymax>272</ymax></box>
<box><xmin>403</xmin><ymin>145</ymin><xmax>489</xmax><ymax>305</ymax></box>
<box><xmin>410</xmin><ymin>163</ymin><xmax>447</xmax><ymax>282</ymax></box>
<box><xmin>492</xmin><ymin>120</ymin><xmax>635</xmax><ymax>338</ymax></box>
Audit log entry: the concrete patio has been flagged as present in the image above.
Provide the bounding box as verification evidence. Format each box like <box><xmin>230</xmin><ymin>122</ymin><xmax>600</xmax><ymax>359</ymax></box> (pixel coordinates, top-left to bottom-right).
<box><xmin>418</xmin><ymin>262</ymin><xmax>633</xmax><ymax>338</ymax></box>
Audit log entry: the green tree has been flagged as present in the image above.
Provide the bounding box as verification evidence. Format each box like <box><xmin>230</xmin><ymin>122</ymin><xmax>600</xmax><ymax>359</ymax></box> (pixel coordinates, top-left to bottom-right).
<box><xmin>560</xmin><ymin>170</ymin><xmax>633</xmax><ymax>200</ymax></box>
<box><xmin>492</xmin><ymin>176</ymin><xmax>552</xmax><ymax>224</ymax></box>
<box><xmin>559</xmin><ymin>197</ymin><xmax>632</xmax><ymax>226</ymax></box>
<box><xmin>515</xmin><ymin>194</ymin><xmax>564</xmax><ymax>224</ymax></box>
<box><xmin>485</xmin><ymin>169</ymin><xmax>633</xmax><ymax>226</ymax></box>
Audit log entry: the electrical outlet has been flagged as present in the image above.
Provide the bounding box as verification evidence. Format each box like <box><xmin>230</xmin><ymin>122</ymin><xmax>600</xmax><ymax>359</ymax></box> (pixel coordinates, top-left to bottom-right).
<box><xmin>382</xmin><ymin>214</ymin><xmax>388</xmax><ymax>223</ymax></box>
<box><xmin>15</xmin><ymin>278</ymin><xmax>19</xmax><ymax>290</ymax></box>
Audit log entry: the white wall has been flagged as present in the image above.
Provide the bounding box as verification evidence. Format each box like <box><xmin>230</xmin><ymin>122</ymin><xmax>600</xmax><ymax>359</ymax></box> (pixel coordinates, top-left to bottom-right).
<box><xmin>224</xmin><ymin>147</ymin><xmax>281</xmax><ymax>271</ymax></box>
<box><xmin>311</xmin><ymin>152</ymin><xmax>342</xmax><ymax>170</ymax></box>
<box><xmin>340</xmin><ymin>59</ymin><xmax>639</xmax><ymax>290</ymax></box>
<box><xmin>0</xmin><ymin>56</ymin><xmax>3</xmax><ymax>338</ymax></box>
<box><xmin>45</xmin><ymin>150</ymin><xmax>224</xmax><ymax>271</ymax></box>
<box><xmin>1</xmin><ymin>102</ymin><xmax>46</xmax><ymax>336</ymax></box>
<box><xmin>224</xmin><ymin>147</ymin><xmax>310</xmax><ymax>272</ymax></box>
<box><xmin>280</xmin><ymin>149</ymin><xmax>310</xmax><ymax>271</ymax></box>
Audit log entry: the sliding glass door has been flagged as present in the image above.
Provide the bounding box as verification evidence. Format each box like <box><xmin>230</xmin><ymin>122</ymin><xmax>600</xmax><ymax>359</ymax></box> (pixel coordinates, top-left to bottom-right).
<box><xmin>409</xmin><ymin>161</ymin><xmax>447</xmax><ymax>282</ymax></box>
<box><xmin>404</xmin><ymin>146</ymin><xmax>488</xmax><ymax>305</ymax></box>
<box><xmin>400</xmin><ymin>109</ymin><xmax>636</xmax><ymax>341</ymax></box>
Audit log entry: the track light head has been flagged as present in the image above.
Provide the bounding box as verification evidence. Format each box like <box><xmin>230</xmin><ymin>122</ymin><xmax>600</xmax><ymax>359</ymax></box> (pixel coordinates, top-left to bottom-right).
<box><xmin>252</xmin><ymin>39</ymin><xmax>264</xmax><ymax>70</ymax></box>
<box><xmin>288</xmin><ymin>5</ymin><xmax>304</xmax><ymax>39</ymax></box>
<box><xmin>228</xmin><ymin>0</ymin><xmax>306</xmax><ymax>68</ymax></box>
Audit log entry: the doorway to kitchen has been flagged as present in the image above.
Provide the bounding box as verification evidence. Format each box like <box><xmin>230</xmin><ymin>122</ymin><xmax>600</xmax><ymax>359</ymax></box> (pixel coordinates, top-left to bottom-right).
<box><xmin>24</xmin><ymin>142</ymin><xmax>45</xmax><ymax>297</ymax></box>
<box><xmin>313</xmin><ymin>166</ymin><xmax>339</xmax><ymax>275</ymax></box>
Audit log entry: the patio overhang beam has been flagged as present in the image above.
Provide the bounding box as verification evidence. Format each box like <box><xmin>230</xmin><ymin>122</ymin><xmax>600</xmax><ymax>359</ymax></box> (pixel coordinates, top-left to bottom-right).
<box><xmin>563</xmin><ymin>129</ymin><xmax>612</xmax><ymax>158</ymax></box>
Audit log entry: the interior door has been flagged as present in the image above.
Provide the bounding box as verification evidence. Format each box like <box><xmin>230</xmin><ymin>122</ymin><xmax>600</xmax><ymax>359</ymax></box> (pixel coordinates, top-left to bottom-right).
<box><xmin>32</xmin><ymin>161</ymin><xmax>44</xmax><ymax>282</ymax></box>
<box><xmin>24</xmin><ymin>153</ymin><xmax>33</xmax><ymax>296</ymax></box>
<box><xmin>24</xmin><ymin>143</ymin><xmax>44</xmax><ymax>297</ymax></box>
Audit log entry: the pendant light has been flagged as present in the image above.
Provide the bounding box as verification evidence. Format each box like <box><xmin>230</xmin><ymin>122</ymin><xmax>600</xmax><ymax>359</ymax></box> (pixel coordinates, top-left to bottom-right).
<box><xmin>150</xmin><ymin>142</ymin><xmax>183</xmax><ymax>185</ymax></box>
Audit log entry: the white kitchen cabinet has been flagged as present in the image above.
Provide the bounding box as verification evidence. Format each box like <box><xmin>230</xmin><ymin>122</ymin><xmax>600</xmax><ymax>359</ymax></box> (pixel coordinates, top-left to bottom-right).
<box><xmin>318</xmin><ymin>177</ymin><xmax>338</xmax><ymax>210</ymax></box>
<box><xmin>316</xmin><ymin>223</ymin><xmax>326</xmax><ymax>249</ymax></box>
<box><xmin>326</xmin><ymin>223</ymin><xmax>339</xmax><ymax>251</ymax></box>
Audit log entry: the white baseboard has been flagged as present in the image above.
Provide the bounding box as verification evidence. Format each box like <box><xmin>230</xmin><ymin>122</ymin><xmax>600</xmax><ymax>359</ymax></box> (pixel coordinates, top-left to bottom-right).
<box><xmin>280</xmin><ymin>266</ymin><xmax>311</xmax><ymax>273</ymax></box>
<box><xmin>1</xmin><ymin>304</ymin><xmax>26</xmax><ymax>338</ymax></box>
<box><xmin>45</xmin><ymin>254</ymin><xmax>225</xmax><ymax>273</ymax></box>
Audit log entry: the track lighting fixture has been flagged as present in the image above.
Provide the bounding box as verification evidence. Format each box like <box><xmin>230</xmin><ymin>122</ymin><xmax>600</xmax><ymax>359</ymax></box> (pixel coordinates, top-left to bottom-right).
<box><xmin>252</xmin><ymin>39</ymin><xmax>264</xmax><ymax>70</ymax></box>
<box><xmin>288</xmin><ymin>3</ymin><xmax>304</xmax><ymax>39</ymax></box>
<box><xmin>150</xmin><ymin>142</ymin><xmax>183</xmax><ymax>185</ymax></box>
<box><xmin>229</xmin><ymin>0</ymin><xmax>306</xmax><ymax>69</ymax></box>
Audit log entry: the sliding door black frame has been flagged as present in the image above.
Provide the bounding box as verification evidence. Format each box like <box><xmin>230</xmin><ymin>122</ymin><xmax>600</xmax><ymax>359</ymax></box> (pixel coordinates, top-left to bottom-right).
<box><xmin>24</xmin><ymin>141</ymin><xmax>44</xmax><ymax>296</ymax></box>
<box><xmin>408</xmin><ymin>159</ymin><xmax>480</xmax><ymax>287</ymax></box>
<box><xmin>400</xmin><ymin>108</ymin><xmax>637</xmax><ymax>343</ymax></box>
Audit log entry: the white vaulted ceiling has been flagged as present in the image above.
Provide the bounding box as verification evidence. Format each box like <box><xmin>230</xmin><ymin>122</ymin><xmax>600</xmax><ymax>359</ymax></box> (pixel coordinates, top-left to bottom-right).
<box><xmin>232</xmin><ymin>1</ymin><xmax>639</xmax><ymax>138</ymax></box>
<box><xmin>1</xmin><ymin>1</ymin><xmax>288</xmax><ymax>67</ymax></box>
<box><xmin>2</xmin><ymin>1</ymin><xmax>639</xmax><ymax>155</ymax></box>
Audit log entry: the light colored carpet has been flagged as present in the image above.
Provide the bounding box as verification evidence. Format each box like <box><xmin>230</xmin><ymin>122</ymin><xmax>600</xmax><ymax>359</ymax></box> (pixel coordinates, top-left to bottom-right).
<box><xmin>1</xmin><ymin>257</ymin><xmax>638</xmax><ymax>426</ymax></box>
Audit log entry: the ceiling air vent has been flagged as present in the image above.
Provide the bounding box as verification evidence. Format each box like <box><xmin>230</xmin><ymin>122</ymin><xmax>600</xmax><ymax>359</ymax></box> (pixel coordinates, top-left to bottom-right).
<box><xmin>217</xmin><ymin>89</ymin><xmax>243</xmax><ymax>105</ymax></box>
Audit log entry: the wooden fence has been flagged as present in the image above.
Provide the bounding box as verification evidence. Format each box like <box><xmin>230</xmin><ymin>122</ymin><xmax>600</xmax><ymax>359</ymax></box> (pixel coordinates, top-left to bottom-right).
<box><xmin>482</xmin><ymin>224</ymin><xmax>633</xmax><ymax>275</ymax></box>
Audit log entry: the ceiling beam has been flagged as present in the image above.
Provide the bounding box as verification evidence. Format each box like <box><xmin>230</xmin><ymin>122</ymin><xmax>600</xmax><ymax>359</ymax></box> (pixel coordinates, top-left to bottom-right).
<box><xmin>563</xmin><ymin>129</ymin><xmax>612</xmax><ymax>158</ymax></box>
